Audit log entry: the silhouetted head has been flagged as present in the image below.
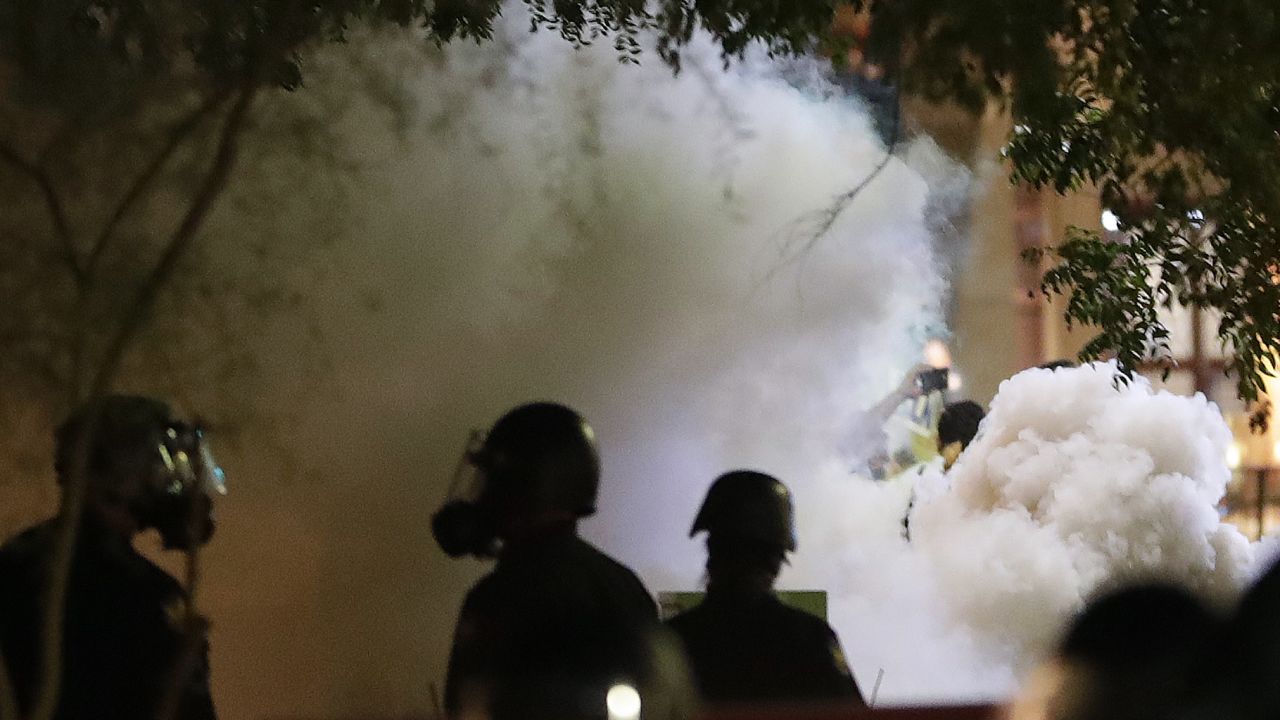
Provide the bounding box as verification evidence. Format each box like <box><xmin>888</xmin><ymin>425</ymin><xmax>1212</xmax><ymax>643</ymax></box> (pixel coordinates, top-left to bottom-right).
<box><xmin>478</xmin><ymin>401</ymin><xmax>599</xmax><ymax>528</ymax></box>
<box><xmin>55</xmin><ymin>395</ymin><xmax>221</xmax><ymax>550</ymax></box>
<box><xmin>1178</xmin><ymin>555</ymin><xmax>1280</xmax><ymax>720</ymax></box>
<box><xmin>937</xmin><ymin>400</ymin><xmax>985</xmax><ymax>468</ymax></box>
<box><xmin>690</xmin><ymin>470</ymin><xmax>796</xmax><ymax>594</ymax></box>
<box><xmin>432</xmin><ymin>402</ymin><xmax>601</xmax><ymax>555</ymax></box>
<box><xmin>1049</xmin><ymin>583</ymin><xmax>1219</xmax><ymax>720</ymax></box>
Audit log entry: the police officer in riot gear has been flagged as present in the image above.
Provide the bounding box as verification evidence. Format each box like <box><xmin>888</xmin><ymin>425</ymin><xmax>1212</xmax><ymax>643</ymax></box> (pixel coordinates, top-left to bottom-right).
<box><xmin>666</xmin><ymin>470</ymin><xmax>865</xmax><ymax>707</ymax></box>
<box><xmin>434</xmin><ymin>402</ymin><xmax>660</xmax><ymax>720</ymax></box>
<box><xmin>0</xmin><ymin>395</ymin><xmax>221</xmax><ymax>720</ymax></box>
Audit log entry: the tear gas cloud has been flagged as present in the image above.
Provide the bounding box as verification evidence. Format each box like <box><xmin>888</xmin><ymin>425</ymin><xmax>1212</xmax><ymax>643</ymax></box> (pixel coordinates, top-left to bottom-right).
<box><xmin>911</xmin><ymin>363</ymin><xmax>1254</xmax><ymax>670</ymax></box>
<box><xmin>291</xmin><ymin>15</ymin><xmax>973</xmax><ymax>706</ymax></box>
<box><xmin>199</xmin><ymin>7</ymin><xmax>1253</xmax><ymax>714</ymax></box>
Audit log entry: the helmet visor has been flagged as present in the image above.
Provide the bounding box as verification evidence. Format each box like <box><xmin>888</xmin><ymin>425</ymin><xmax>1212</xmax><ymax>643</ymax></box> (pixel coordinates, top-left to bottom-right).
<box><xmin>157</xmin><ymin>422</ymin><xmax>227</xmax><ymax>498</ymax></box>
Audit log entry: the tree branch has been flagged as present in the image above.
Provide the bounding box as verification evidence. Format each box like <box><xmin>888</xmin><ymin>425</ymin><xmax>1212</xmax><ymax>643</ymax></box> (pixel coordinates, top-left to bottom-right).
<box><xmin>27</xmin><ymin>405</ymin><xmax>100</xmax><ymax>720</ymax></box>
<box><xmin>767</xmin><ymin>82</ymin><xmax>903</xmax><ymax>280</ymax></box>
<box><xmin>27</xmin><ymin>80</ymin><xmax>258</xmax><ymax>720</ymax></box>
<box><xmin>0</xmin><ymin>143</ymin><xmax>81</xmax><ymax>281</ymax></box>
<box><xmin>84</xmin><ymin>90</ymin><xmax>231</xmax><ymax>281</ymax></box>
<box><xmin>89</xmin><ymin>81</ymin><xmax>259</xmax><ymax>396</ymax></box>
<box><xmin>69</xmin><ymin>90</ymin><xmax>231</xmax><ymax>399</ymax></box>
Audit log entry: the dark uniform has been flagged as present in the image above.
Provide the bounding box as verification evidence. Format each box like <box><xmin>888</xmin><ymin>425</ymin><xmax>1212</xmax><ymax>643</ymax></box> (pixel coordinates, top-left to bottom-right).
<box><xmin>671</xmin><ymin>470</ymin><xmax>866</xmax><ymax>708</ymax></box>
<box><xmin>445</xmin><ymin>530</ymin><xmax>657</xmax><ymax>719</ymax></box>
<box><xmin>0</xmin><ymin>519</ymin><xmax>216</xmax><ymax>720</ymax></box>
<box><xmin>667</xmin><ymin>592</ymin><xmax>863</xmax><ymax>706</ymax></box>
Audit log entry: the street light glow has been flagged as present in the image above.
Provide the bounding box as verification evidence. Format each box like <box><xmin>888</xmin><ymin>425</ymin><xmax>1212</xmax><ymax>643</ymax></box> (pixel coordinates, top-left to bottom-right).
<box><xmin>606</xmin><ymin>683</ymin><xmax>641</xmax><ymax>720</ymax></box>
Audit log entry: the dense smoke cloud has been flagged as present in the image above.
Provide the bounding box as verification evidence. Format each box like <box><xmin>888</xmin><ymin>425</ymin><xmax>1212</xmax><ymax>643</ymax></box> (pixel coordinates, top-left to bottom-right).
<box><xmin>187</xmin><ymin>9</ymin><xmax>1255</xmax><ymax>717</ymax></box>
<box><xmin>258</xmin><ymin>14</ymin><xmax>963</xmax><ymax>711</ymax></box>
<box><xmin>913</xmin><ymin>363</ymin><xmax>1254</xmax><ymax>668</ymax></box>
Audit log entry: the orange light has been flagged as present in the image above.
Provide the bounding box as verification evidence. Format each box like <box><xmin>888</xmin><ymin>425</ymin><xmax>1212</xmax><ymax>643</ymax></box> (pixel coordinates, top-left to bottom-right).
<box><xmin>924</xmin><ymin>339</ymin><xmax>952</xmax><ymax>369</ymax></box>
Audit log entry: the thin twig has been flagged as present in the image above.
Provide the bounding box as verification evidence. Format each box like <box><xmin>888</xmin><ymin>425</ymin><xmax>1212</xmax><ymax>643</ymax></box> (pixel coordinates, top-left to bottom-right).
<box><xmin>429</xmin><ymin>683</ymin><xmax>444</xmax><ymax>720</ymax></box>
<box><xmin>84</xmin><ymin>90</ymin><xmax>231</xmax><ymax>281</ymax></box>
<box><xmin>90</xmin><ymin>80</ymin><xmax>260</xmax><ymax>395</ymax></box>
<box><xmin>28</xmin><ymin>78</ymin><xmax>258</xmax><ymax>720</ymax></box>
<box><xmin>766</xmin><ymin>81</ymin><xmax>903</xmax><ymax>282</ymax></box>
<box><xmin>0</xmin><ymin>142</ymin><xmax>81</xmax><ymax>281</ymax></box>
<box><xmin>70</xmin><ymin>89</ymin><xmax>231</xmax><ymax>399</ymax></box>
<box><xmin>28</xmin><ymin>403</ymin><xmax>102</xmax><ymax>720</ymax></box>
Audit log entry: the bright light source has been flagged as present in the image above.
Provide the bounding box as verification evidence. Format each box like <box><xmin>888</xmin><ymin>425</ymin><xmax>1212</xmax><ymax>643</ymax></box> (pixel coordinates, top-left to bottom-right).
<box><xmin>1227</xmin><ymin>442</ymin><xmax>1243</xmax><ymax>470</ymax></box>
<box><xmin>924</xmin><ymin>339</ymin><xmax>952</xmax><ymax>369</ymax></box>
<box><xmin>606</xmin><ymin>684</ymin><xmax>642</xmax><ymax>720</ymax></box>
<box><xmin>948</xmin><ymin>371</ymin><xmax>964</xmax><ymax>392</ymax></box>
<box><xmin>1101</xmin><ymin>209</ymin><xmax>1120</xmax><ymax>232</ymax></box>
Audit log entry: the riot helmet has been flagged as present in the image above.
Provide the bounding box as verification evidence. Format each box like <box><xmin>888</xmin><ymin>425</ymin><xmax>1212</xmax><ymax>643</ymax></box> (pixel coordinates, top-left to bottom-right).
<box><xmin>55</xmin><ymin>394</ymin><xmax>225</xmax><ymax>550</ymax></box>
<box><xmin>689</xmin><ymin>470</ymin><xmax>797</xmax><ymax>552</ymax></box>
<box><xmin>475</xmin><ymin>402</ymin><xmax>600</xmax><ymax>518</ymax></box>
<box><xmin>433</xmin><ymin>402</ymin><xmax>600</xmax><ymax>559</ymax></box>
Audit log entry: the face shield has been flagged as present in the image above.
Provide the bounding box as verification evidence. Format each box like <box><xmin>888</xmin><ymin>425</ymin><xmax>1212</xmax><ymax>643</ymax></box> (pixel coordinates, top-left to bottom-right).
<box><xmin>149</xmin><ymin>421</ymin><xmax>225</xmax><ymax>550</ymax></box>
<box><xmin>431</xmin><ymin>430</ymin><xmax>501</xmax><ymax>558</ymax></box>
<box><xmin>157</xmin><ymin>423</ymin><xmax>227</xmax><ymax>498</ymax></box>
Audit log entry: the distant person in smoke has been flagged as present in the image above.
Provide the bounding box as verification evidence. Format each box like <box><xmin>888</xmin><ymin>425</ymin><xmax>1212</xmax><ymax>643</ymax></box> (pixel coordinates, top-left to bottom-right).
<box><xmin>1006</xmin><ymin>583</ymin><xmax>1220</xmax><ymax>720</ymax></box>
<box><xmin>666</xmin><ymin>470</ymin><xmax>866</xmax><ymax>708</ymax></box>
<box><xmin>936</xmin><ymin>400</ymin><xmax>985</xmax><ymax>471</ymax></box>
<box><xmin>902</xmin><ymin>400</ymin><xmax>986</xmax><ymax>540</ymax></box>
<box><xmin>857</xmin><ymin>364</ymin><xmax>949</xmax><ymax>480</ymax></box>
<box><xmin>432</xmin><ymin>402</ymin><xmax>669</xmax><ymax>720</ymax></box>
<box><xmin>0</xmin><ymin>395</ymin><xmax>221</xmax><ymax>720</ymax></box>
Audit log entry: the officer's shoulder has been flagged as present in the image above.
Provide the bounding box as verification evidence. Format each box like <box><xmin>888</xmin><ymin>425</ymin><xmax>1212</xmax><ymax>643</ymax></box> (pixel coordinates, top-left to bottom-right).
<box><xmin>0</xmin><ymin>521</ymin><xmax>56</xmax><ymax>570</ymax></box>
<box><xmin>581</xmin><ymin>540</ymin><xmax>652</xmax><ymax>593</ymax></box>
<box><xmin>575</xmin><ymin>538</ymin><xmax>656</xmax><ymax>610</ymax></box>
<box><xmin>459</xmin><ymin>564</ymin><xmax>528</xmax><ymax>618</ymax></box>
<box><xmin>663</xmin><ymin>602</ymin><xmax>706</xmax><ymax>631</ymax></box>
<box><xmin>769</xmin><ymin>597</ymin><xmax>839</xmax><ymax>636</ymax></box>
<box><xmin>119</xmin><ymin>547</ymin><xmax>185</xmax><ymax>601</ymax></box>
<box><xmin>575</xmin><ymin>537</ymin><xmax>640</xmax><ymax>575</ymax></box>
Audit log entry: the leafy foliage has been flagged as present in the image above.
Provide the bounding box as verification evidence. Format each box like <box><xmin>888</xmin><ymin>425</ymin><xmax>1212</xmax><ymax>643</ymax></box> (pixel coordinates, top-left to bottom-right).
<box><xmin>4</xmin><ymin>0</ymin><xmax>1278</xmax><ymax>424</ymax></box>
<box><xmin>0</xmin><ymin>0</ymin><xmax>845</xmax><ymax>103</ymax></box>
<box><xmin>0</xmin><ymin>0</ymin><xmax>846</xmax><ymax>422</ymax></box>
<box><xmin>847</xmin><ymin>0</ymin><xmax>1280</xmax><ymax>421</ymax></box>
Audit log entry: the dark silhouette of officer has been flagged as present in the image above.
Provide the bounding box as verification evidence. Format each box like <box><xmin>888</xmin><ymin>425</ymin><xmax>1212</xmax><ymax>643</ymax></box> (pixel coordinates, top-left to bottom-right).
<box><xmin>666</xmin><ymin>470</ymin><xmax>865</xmax><ymax>707</ymax></box>
<box><xmin>0</xmin><ymin>395</ymin><xmax>220</xmax><ymax>720</ymax></box>
<box><xmin>433</xmin><ymin>402</ymin><xmax>661</xmax><ymax>720</ymax></box>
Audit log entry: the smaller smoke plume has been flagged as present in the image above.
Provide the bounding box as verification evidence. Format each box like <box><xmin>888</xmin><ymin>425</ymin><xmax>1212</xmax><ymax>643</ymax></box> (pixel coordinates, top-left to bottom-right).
<box><xmin>912</xmin><ymin>362</ymin><xmax>1254</xmax><ymax>667</ymax></box>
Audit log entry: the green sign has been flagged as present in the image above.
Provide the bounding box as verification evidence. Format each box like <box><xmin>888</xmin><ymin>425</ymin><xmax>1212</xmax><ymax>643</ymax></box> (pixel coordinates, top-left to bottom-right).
<box><xmin>657</xmin><ymin>590</ymin><xmax>828</xmax><ymax>621</ymax></box>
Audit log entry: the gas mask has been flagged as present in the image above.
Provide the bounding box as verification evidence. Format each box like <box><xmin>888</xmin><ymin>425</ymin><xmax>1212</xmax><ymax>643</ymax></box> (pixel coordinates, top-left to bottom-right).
<box><xmin>146</xmin><ymin>422</ymin><xmax>226</xmax><ymax>551</ymax></box>
<box><xmin>431</xmin><ymin>430</ymin><xmax>500</xmax><ymax>559</ymax></box>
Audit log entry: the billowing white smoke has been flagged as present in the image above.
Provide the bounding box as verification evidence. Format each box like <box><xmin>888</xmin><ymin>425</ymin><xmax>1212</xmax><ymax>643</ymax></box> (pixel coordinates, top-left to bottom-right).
<box><xmin>201</xmin><ymin>10</ymin><xmax>1254</xmax><ymax>716</ymax></box>
<box><xmin>282</xmin><ymin>12</ymin><xmax>964</xmax><ymax>709</ymax></box>
<box><xmin>911</xmin><ymin>363</ymin><xmax>1254</xmax><ymax>668</ymax></box>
